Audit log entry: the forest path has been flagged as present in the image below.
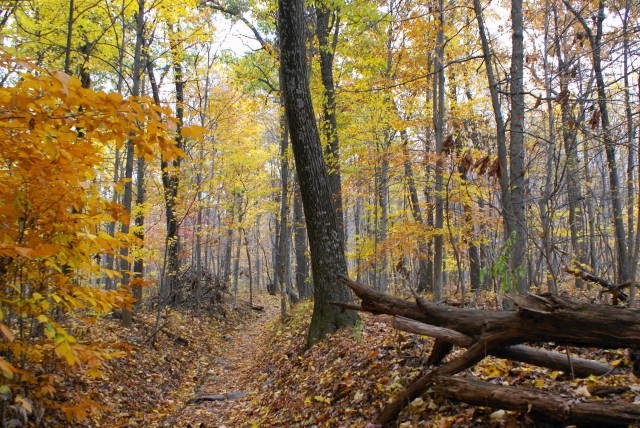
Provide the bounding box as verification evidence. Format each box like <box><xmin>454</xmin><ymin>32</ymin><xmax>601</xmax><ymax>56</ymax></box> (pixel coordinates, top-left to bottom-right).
<box><xmin>167</xmin><ymin>295</ymin><xmax>280</xmax><ymax>427</ymax></box>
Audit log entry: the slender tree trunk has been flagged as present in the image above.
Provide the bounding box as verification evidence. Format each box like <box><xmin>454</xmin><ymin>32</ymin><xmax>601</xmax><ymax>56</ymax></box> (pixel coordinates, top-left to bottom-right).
<box><xmin>474</xmin><ymin>0</ymin><xmax>518</xmax><ymax>295</ymax></box>
<box><xmin>401</xmin><ymin>130</ymin><xmax>431</xmax><ymax>292</ymax></box>
<box><xmin>278</xmin><ymin>0</ymin><xmax>359</xmax><ymax>346</ymax></box>
<box><xmin>509</xmin><ymin>0</ymin><xmax>528</xmax><ymax>293</ymax></box>
<box><xmin>622</xmin><ymin>2</ymin><xmax>638</xmax><ymax>287</ymax></box>
<box><xmin>316</xmin><ymin>3</ymin><xmax>345</xmax><ymax>243</ymax></box>
<box><xmin>294</xmin><ymin>181</ymin><xmax>311</xmax><ymax>299</ymax></box>
<box><xmin>119</xmin><ymin>0</ymin><xmax>145</xmax><ymax>327</ymax></box>
<box><xmin>64</xmin><ymin>0</ymin><xmax>74</xmax><ymax>74</ymax></box>
<box><xmin>377</xmin><ymin>137</ymin><xmax>390</xmax><ymax>292</ymax></box>
<box><xmin>275</xmin><ymin>88</ymin><xmax>291</xmax><ymax>317</ymax></box>
<box><xmin>432</xmin><ymin>0</ymin><xmax>445</xmax><ymax>300</ymax></box>
<box><xmin>563</xmin><ymin>0</ymin><xmax>629</xmax><ymax>283</ymax></box>
<box><xmin>553</xmin><ymin>6</ymin><xmax>587</xmax><ymax>287</ymax></box>
<box><xmin>132</xmin><ymin>155</ymin><xmax>145</xmax><ymax>308</ymax></box>
<box><xmin>161</xmin><ymin>24</ymin><xmax>185</xmax><ymax>305</ymax></box>
<box><xmin>538</xmin><ymin>0</ymin><xmax>557</xmax><ymax>294</ymax></box>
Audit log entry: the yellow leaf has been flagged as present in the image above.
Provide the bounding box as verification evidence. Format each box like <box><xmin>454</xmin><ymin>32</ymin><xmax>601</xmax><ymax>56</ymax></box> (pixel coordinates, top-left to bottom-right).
<box><xmin>0</xmin><ymin>324</ymin><xmax>14</xmax><ymax>342</ymax></box>
<box><xmin>55</xmin><ymin>338</ymin><xmax>77</xmax><ymax>365</ymax></box>
<box><xmin>182</xmin><ymin>125</ymin><xmax>207</xmax><ymax>139</ymax></box>
<box><xmin>14</xmin><ymin>247</ymin><xmax>33</xmax><ymax>258</ymax></box>
<box><xmin>0</xmin><ymin>357</ymin><xmax>15</xmax><ymax>379</ymax></box>
<box><xmin>15</xmin><ymin>396</ymin><xmax>32</xmax><ymax>413</ymax></box>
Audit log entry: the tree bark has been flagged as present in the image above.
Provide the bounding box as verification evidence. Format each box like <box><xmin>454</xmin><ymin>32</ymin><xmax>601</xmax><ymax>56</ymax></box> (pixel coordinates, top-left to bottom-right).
<box><xmin>509</xmin><ymin>0</ymin><xmax>528</xmax><ymax>293</ymax></box>
<box><xmin>293</xmin><ymin>181</ymin><xmax>311</xmax><ymax>299</ymax></box>
<box><xmin>401</xmin><ymin>130</ymin><xmax>431</xmax><ymax>292</ymax></box>
<box><xmin>393</xmin><ymin>316</ymin><xmax>614</xmax><ymax>377</ymax></box>
<box><xmin>316</xmin><ymin>2</ymin><xmax>345</xmax><ymax>244</ymax></box>
<box><xmin>161</xmin><ymin>24</ymin><xmax>185</xmax><ymax>305</ymax></box>
<box><xmin>432</xmin><ymin>0</ymin><xmax>445</xmax><ymax>300</ymax></box>
<box><xmin>432</xmin><ymin>376</ymin><xmax>640</xmax><ymax>427</ymax></box>
<box><xmin>278</xmin><ymin>0</ymin><xmax>359</xmax><ymax>346</ymax></box>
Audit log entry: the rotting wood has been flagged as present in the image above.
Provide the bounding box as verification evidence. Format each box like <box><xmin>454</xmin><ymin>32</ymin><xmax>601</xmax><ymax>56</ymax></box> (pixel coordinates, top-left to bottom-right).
<box><xmin>432</xmin><ymin>375</ymin><xmax>640</xmax><ymax>427</ymax></box>
<box><xmin>393</xmin><ymin>316</ymin><xmax>614</xmax><ymax>377</ymax></box>
<box><xmin>337</xmin><ymin>275</ymin><xmax>640</xmax><ymax>349</ymax></box>
<box><xmin>334</xmin><ymin>275</ymin><xmax>640</xmax><ymax>425</ymax></box>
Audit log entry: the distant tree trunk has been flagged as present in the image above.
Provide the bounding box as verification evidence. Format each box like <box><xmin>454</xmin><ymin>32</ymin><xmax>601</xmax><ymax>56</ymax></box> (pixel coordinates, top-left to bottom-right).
<box><xmin>161</xmin><ymin>24</ymin><xmax>185</xmax><ymax>305</ymax></box>
<box><xmin>278</xmin><ymin>0</ymin><xmax>359</xmax><ymax>346</ymax></box>
<box><xmin>132</xmin><ymin>155</ymin><xmax>145</xmax><ymax>308</ymax></box>
<box><xmin>232</xmin><ymin>200</ymin><xmax>243</xmax><ymax>309</ymax></box>
<box><xmin>509</xmin><ymin>0</ymin><xmax>528</xmax><ymax>294</ymax></box>
<box><xmin>294</xmin><ymin>181</ymin><xmax>311</xmax><ymax>299</ymax></box>
<box><xmin>316</xmin><ymin>3</ymin><xmax>345</xmax><ymax>243</ymax></box>
<box><xmin>377</xmin><ymin>136</ymin><xmax>390</xmax><ymax>292</ymax></box>
<box><xmin>473</xmin><ymin>0</ymin><xmax>515</xmax><ymax>294</ymax></box>
<box><xmin>538</xmin><ymin>0</ymin><xmax>557</xmax><ymax>294</ymax></box>
<box><xmin>563</xmin><ymin>0</ymin><xmax>629</xmax><ymax>284</ymax></box>
<box><xmin>553</xmin><ymin>6</ymin><xmax>587</xmax><ymax>288</ymax></box>
<box><xmin>621</xmin><ymin>1</ymin><xmax>638</xmax><ymax>294</ymax></box>
<box><xmin>275</xmin><ymin>96</ymin><xmax>291</xmax><ymax>318</ymax></box>
<box><xmin>223</xmin><ymin>216</ymin><xmax>233</xmax><ymax>285</ymax></box>
<box><xmin>354</xmin><ymin>196</ymin><xmax>363</xmax><ymax>283</ymax></box>
<box><xmin>401</xmin><ymin>130</ymin><xmax>431</xmax><ymax>292</ymax></box>
<box><xmin>64</xmin><ymin>0</ymin><xmax>74</xmax><ymax>74</ymax></box>
<box><xmin>119</xmin><ymin>0</ymin><xmax>145</xmax><ymax>327</ymax></box>
<box><xmin>432</xmin><ymin>0</ymin><xmax>445</xmax><ymax>301</ymax></box>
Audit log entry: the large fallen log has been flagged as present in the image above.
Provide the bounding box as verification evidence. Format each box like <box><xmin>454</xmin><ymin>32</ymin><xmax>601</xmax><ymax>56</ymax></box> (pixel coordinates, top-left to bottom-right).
<box><xmin>393</xmin><ymin>316</ymin><xmax>614</xmax><ymax>377</ymax></box>
<box><xmin>338</xmin><ymin>275</ymin><xmax>640</xmax><ymax>349</ymax></box>
<box><xmin>335</xmin><ymin>275</ymin><xmax>640</xmax><ymax>425</ymax></box>
<box><xmin>432</xmin><ymin>375</ymin><xmax>640</xmax><ymax>427</ymax></box>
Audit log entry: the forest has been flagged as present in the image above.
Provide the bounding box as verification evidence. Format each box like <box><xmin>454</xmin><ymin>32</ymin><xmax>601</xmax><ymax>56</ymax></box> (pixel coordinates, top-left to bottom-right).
<box><xmin>0</xmin><ymin>0</ymin><xmax>640</xmax><ymax>425</ymax></box>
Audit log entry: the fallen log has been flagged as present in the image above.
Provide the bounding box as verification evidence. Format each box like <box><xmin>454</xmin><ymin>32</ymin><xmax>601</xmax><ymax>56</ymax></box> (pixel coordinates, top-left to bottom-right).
<box><xmin>338</xmin><ymin>275</ymin><xmax>640</xmax><ymax>349</ymax></box>
<box><xmin>431</xmin><ymin>375</ymin><xmax>640</xmax><ymax>427</ymax></box>
<box><xmin>335</xmin><ymin>275</ymin><xmax>640</xmax><ymax>425</ymax></box>
<box><xmin>393</xmin><ymin>316</ymin><xmax>614</xmax><ymax>377</ymax></box>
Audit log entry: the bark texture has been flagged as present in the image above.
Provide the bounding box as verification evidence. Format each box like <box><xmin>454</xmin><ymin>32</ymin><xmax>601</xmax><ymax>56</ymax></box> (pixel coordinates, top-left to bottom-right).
<box><xmin>278</xmin><ymin>0</ymin><xmax>359</xmax><ymax>346</ymax></box>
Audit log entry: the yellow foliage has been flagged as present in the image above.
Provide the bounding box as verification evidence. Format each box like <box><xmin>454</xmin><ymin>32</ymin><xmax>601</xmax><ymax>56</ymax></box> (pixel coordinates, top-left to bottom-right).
<box><xmin>0</xmin><ymin>55</ymin><xmax>180</xmax><ymax>422</ymax></box>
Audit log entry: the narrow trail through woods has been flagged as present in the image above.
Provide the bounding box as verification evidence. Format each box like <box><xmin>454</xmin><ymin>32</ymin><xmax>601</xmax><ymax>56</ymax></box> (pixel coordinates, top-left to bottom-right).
<box><xmin>169</xmin><ymin>297</ymin><xmax>280</xmax><ymax>427</ymax></box>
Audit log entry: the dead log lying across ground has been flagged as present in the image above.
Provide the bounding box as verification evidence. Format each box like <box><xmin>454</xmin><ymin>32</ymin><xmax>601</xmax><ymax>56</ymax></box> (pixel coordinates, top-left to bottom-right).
<box><xmin>432</xmin><ymin>376</ymin><xmax>640</xmax><ymax>427</ymax></box>
<box><xmin>393</xmin><ymin>316</ymin><xmax>614</xmax><ymax>377</ymax></box>
<box><xmin>336</xmin><ymin>275</ymin><xmax>640</xmax><ymax>426</ymax></box>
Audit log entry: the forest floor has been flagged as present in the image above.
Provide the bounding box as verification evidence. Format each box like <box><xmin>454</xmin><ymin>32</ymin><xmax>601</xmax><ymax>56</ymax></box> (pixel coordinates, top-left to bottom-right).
<box><xmin>64</xmin><ymin>290</ymin><xmax>640</xmax><ymax>427</ymax></box>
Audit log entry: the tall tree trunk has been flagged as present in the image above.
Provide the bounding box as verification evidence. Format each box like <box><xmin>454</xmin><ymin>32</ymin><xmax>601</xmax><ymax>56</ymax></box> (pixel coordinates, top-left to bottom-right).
<box><xmin>132</xmin><ymin>155</ymin><xmax>145</xmax><ymax>309</ymax></box>
<box><xmin>64</xmin><ymin>0</ymin><xmax>74</xmax><ymax>74</ymax></box>
<box><xmin>275</xmin><ymin>85</ymin><xmax>291</xmax><ymax>317</ymax></box>
<box><xmin>278</xmin><ymin>0</ymin><xmax>359</xmax><ymax>346</ymax></box>
<box><xmin>161</xmin><ymin>24</ymin><xmax>185</xmax><ymax>305</ymax></box>
<box><xmin>509</xmin><ymin>0</ymin><xmax>528</xmax><ymax>293</ymax></box>
<box><xmin>473</xmin><ymin>0</ymin><xmax>516</xmax><ymax>294</ymax></box>
<box><xmin>316</xmin><ymin>2</ymin><xmax>345</xmax><ymax>243</ymax></box>
<box><xmin>377</xmin><ymin>137</ymin><xmax>390</xmax><ymax>292</ymax></box>
<box><xmin>622</xmin><ymin>1</ymin><xmax>638</xmax><ymax>290</ymax></box>
<box><xmin>563</xmin><ymin>0</ymin><xmax>629</xmax><ymax>283</ymax></box>
<box><xmin>538</xmin><ymin>0</ymin><xmax>557</xmax><ymax>294</ymax></box>
<box><xmin>119</xmin><ymin>0</ymin><xmax>145</xmax><ymax>327</ymax></box>
<box><xmin>553</xmin><ymin>6</ymin><xmax>587</xmax><ymax>288</ymax></box>
<box><xmin>432</xmin><ymin>0</ymin><xmax>445</xmax><ymax>301</ymax></box>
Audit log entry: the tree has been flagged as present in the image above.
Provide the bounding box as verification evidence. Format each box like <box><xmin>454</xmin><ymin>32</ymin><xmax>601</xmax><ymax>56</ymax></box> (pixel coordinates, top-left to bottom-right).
<box><xmin>278</xmin><ymin>0</ymin><xmax>359</xmax><ymax>346</ymax></box>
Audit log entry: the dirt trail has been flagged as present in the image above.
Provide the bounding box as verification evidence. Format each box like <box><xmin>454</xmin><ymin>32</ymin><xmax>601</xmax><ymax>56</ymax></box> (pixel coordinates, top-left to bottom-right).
<box><xmin>168</xmin><ymin>297</ymin><xmax>280</xmax><ymax>427</ymax></box>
